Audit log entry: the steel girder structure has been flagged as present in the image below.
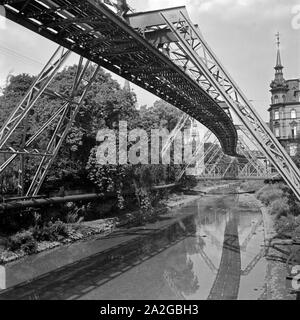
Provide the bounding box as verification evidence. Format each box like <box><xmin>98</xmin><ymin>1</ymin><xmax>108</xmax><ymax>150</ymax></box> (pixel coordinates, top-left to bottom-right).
<box><xmin>0</xmin><ymin>46</ymin><xmax>70</xmax><ymax>195</ymax></box>
<box><xmin>161</xmin><ymin>113</ymin><xmax>189</xmax><ymax>157</ymax></box>
<box><xmin>0</xmin><ymin>1</ymin><xmax>237</xmax><ymax>159</ymax></box>
<box><xmin>201</xmin><ymin>137</ymin><xmax>272</xmax><ymax>180</ymax></box>
<box><xmin>152</xmin><ymin>9</ymin><xmax>300</xmax><ymax>200</ymax></box>
<box><xmin>0</xmin><ymin>46</ymin><xmax>100</xmax><ymax>196</ymax></box>
<box><xmin>177</xmin><ymin>130</ymin><xmax>213</xmax><ymax>181</ymax></box>
<box><xmin>236</xmin><ymin>139</ymin><xmax>270</xmax><ymax>178</ymax></box>
<box><xmin>237</xmin><ymin>138</ymin><xmax>266</xmax><ymax>177</ymax></box>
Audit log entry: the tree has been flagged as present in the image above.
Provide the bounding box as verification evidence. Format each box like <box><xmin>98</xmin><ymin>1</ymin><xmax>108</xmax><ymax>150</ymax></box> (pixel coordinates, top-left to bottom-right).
<box><xmin>0</xmin><ymin>66</ymin><xmax>139</xmax><ymax>194</ymax></box>
<box><xmin>0</xmin><ymin>74</ymin><xmax>34</xmax><ymax>195</ymax></box>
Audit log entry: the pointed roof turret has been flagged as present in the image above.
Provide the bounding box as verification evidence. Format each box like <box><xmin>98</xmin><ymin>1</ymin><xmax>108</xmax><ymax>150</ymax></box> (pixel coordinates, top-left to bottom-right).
<box><xmin>275</xmin><ymin>32</ymin><xmax>283</xmax><ymax>71</ymax></box>
<box><xmin>276</xmin><ymin>48</ymin><xmax>283</xmax><ymax>69</ymax></box>
<box><xmin>270</xmin><ymin>32</ymin><xmax>288</xmax><ymax>92</ymax></box>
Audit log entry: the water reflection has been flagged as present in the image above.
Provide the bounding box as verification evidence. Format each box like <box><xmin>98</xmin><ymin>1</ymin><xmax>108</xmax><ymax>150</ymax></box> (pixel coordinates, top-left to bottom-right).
<box><xmin>0</xmin><ymin>190</ymin><xmax>267</xmax><ymax>300</ymax></box>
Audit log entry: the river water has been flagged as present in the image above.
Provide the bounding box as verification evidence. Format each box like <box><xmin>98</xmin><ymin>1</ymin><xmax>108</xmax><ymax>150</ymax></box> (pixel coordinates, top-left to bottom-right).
<box><xmin>0</xmin><ymin>187</ymin><xmax>268</xmax><ymax>300</ymax></box>
<box><xmin>82</xmin><ymin>190</ymin><xmax>267</xmax><ymax>300</ymax></box>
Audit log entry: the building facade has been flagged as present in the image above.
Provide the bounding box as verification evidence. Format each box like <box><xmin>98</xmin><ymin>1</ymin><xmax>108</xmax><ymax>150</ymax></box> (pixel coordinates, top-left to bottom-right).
<box><xmin>269</xmin><ymin>37</ymin><xmax>300</xmax><ymax>156</ymax></box>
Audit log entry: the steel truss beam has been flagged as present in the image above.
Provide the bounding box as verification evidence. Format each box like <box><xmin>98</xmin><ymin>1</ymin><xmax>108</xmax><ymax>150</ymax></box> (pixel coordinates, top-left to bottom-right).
<box><xmin>201</xmin><ymin>136</ymin><xmax>272</xmax><ymax>180</ymax></box>
<box><xmin>177</xmin><ymin>130</ymin><xmax>213</xmax><ymax>181</ymax></box>
<box><xmin>27</xmin><ymin>60</ymin><xmax>100</xmax><ymax>196</ymax></box>
<box><xmin>160</xmin><ymin>10</ymin><xmax>300</xmax><ymax>200</ymax></box>
<box><xmin>237</xmin><ymin>137</ymin><xmax>270</xmax><ymax>178</ymax></box>
<box><xmin>0</xmin><ymin>46</ymin><xmax>71</xmax><ymax>148</ymax></box>
<box><xmin>0</xmin><ymin>46</ymin><xmax>100</xmax><ymax>196</ymax></box>
<box><xmin>0</xmin><ymin>1</ymin><xmax>238</xmax><ymax>157</ymax></box>
<box><xmin>162</xmin><ymin>114</ymin><xmax>189</xmax><ymax>157</ymax></box>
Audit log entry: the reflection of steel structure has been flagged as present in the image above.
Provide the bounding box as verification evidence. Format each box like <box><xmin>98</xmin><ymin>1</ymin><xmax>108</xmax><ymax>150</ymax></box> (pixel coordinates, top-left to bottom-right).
<box><xmin>240</xmin><ymin>218</ymin><xmax>263</xmax><ymax>252</ymax></box>
<box><xmin>163</xmin><ymin>270</ymin><xmax>186</xmax><ymax>300</ymax></box>
<box><xmin>0</xmin><ymin>2</ymin><xmax>300</xmax><ymax>201</ymax></box>
<box><xmin>195</xmin><ymin>213</ymin><xmax>267</xmax><ymax>276</ymax></box>
<box><xmin>240</xmin><ymin>248</ymin><xmax>266</xmax><ymax>276</ymax></box>
<box><xmin>200</xmin><ymin>217</ymin><xmax>263</xmax><ymax>253</ymax></box>
<box><xmin>197</xmin><ymin>237</ymin><xmax>266</xmax><ymax>277</ymax></box>
<box><xmin>197</xmin><ymin>238</ymin><xmax>266</xmax><ymax>277</ymax></box>
<box><xmin>197</xmin><ymin>246</ymin><xmax>218</xmax><ymax>274</ymax></box>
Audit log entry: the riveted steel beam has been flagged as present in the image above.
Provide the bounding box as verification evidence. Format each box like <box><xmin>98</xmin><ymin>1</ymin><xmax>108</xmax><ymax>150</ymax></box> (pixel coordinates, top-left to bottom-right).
<box><xmin>0</xmin><ymin>1</ymin><xmax>237</xmax><ymax>157</ymax></box>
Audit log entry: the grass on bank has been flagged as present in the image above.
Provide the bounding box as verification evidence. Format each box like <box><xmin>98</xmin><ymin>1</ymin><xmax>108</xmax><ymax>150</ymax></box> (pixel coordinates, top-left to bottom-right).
<box><xmin>255</xmin><ymin>183</ymin><xmax>300</xmax><ymax>240</ymax></box>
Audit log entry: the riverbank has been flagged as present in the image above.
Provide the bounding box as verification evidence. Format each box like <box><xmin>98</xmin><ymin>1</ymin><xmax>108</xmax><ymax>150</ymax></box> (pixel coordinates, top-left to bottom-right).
<box><xmin>239</xmin><ymin>181</ymin><xmax>298</xmax><ymax>300</ymax></box>
<box><xmin>254</xmin><ymin>200</ymin><xmax>296</xmax><ymax>300</ymax></box>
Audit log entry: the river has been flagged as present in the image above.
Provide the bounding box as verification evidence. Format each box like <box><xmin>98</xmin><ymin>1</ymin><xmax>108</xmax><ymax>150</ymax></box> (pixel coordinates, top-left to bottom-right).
<box><xmin>0</xmin><ymin>186</ymin><xmax>268</xmax><ymax>300</ymax></box>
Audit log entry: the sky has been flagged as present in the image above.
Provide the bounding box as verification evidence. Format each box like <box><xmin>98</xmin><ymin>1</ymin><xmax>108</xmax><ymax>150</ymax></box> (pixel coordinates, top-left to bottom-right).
<box><xmin>0</xmin><ymin>0</ymin><xmax>300</xmax><ymax>121</ymax></box>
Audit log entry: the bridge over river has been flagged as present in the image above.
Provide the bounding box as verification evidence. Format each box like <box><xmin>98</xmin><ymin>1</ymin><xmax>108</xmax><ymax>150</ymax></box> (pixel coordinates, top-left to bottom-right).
<box><xmin>1</xmin><ymin>0</ymin><xmax>300</xmax><ymax>200</ymax></box>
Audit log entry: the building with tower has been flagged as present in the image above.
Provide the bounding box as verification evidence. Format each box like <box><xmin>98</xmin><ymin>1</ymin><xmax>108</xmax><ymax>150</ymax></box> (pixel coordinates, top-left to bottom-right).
<box><xmin>269</xmin><ymin>33</ymin><xmax>300</xmax><ymax>156</ymax></box>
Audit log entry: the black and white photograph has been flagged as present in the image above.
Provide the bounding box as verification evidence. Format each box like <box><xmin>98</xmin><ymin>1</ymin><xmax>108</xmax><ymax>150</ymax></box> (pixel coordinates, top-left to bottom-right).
<box><xmin>0</xmin><ymin>0</ymin><xmax>299</xmax><ymax>304</ymax></box>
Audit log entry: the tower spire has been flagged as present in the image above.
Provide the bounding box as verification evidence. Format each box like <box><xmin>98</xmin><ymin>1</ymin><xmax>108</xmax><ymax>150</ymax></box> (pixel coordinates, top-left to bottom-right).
<box><xmin>270</xmin><ymin>32</ymin><xmax>288</xmax><ymax>92</ymax></box>
<box><xmin>275</xmin><ymin>32</ymin><xmax>283</xmax><ymax>71</ymax></box>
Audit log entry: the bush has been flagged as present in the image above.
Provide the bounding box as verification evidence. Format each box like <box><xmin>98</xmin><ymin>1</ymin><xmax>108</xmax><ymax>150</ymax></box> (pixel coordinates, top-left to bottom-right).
<box><xmin>32</xmin><ymin>220</ymin><xmax>69</xmax><ymax>242</ymax></box>
<box><xmin>180</xmin><ymin>175</ymin><xmax>198</xmax><ymax>189</ymax></box>
<box><xmin>292</xmin><ymin>225</ymin><xmax>300</xmax><ymax>241</ymax></box>
<box><xmin>256</xmin><ymin>184</ymin><xmax>284</xmax><ymax>206</ymax></box>
<box><xmin>275</xmin><ymin>215</ymin><xmax>300</xmax><ymax>237</ymax></box>
<box><xmin>269</xmin><ymin>198</ymin><xmax>290</xmax><ymax>218</ymax></box>
<box><xmin>257</xmin><ymin>183</ymin><xmax>300</xmax><ymax>238</ymax></box>
<box><xmin>240</xmin><ymin>181</ymin><xmax>265</xmax><ymax>193</ymax></box>
<box><xmin>0</xmin><ymin>208</ymin><xmax>37</xmax><ymax>235</ymax></box>
<box><xmin>6</xmin><ymin>231</ymin><xmax>37</xmax><ymax>254</ymax></box>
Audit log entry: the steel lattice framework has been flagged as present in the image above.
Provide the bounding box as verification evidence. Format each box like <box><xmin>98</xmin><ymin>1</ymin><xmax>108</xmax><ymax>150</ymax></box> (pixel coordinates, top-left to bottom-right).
<box><xmin>0</xmin><ymin>1</ymin><xmax>300</xmax><ymax>200</ymax></box>
<box><xmin>155</xmin><ymin>9</ymin><xmax>300</xmax><ymax>198</ymax></box>
<box><xmin>199</xmin><ymin>130</ymin><xmax>273</xmax><ymax>180</ymax></box>
<box><xmin>0</xmin><ymin>49</ymin><xmax>100</xmax><ymax>196</ymax></box>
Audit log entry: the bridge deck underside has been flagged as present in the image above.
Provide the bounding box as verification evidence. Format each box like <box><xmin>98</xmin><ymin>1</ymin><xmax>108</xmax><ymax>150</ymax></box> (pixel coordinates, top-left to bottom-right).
<box><xmin>1</xmin><ymin>0</ymin><xmax>237</xmax><ymax>156</ymax></box>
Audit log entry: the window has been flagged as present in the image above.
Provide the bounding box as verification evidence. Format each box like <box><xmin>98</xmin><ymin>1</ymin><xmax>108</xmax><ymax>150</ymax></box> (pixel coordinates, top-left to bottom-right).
<box><xmin>275</xmin><ymin>127</ymin><xmax>280</xmax><ymax>138</ymax></box>
<box><xmin>291</xmin><ymin>109</ymin><xmax>297</xmax><ymax>119</ymax></box>
<box><xmin>283</xmin><ymin>95</ymin><xmax>286</xmax><ymax>102</ymax></box>
<box><xmin>274</xmin><ymin>110</ymin><xmax>280</xmax><ymax>120</ymax></box>
<box><xmin>290</xmin><ymin>145</ymin><xmax>298</xmax><ymax>157</ymax></box>
<box><xmin>274</xmin><ymin>95</ymin><xmax>279</xmax><ymax>104</ymax></box>
<box><xmin>291</xmin><ymin>125</ymin><xmax>297</xmax><ymax>139</ymax></box>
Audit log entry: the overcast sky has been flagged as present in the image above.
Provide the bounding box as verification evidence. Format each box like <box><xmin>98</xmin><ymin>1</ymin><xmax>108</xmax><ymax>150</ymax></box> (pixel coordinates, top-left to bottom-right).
<box><xmin>0</xmin><ymin>0</ymin><xmax>299</xmax><ymax>121</ymax></box>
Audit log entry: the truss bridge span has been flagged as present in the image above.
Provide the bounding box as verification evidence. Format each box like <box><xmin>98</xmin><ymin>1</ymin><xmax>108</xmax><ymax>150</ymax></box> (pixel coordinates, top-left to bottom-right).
<box><xmin>0</xmin><ymin>0</ymin><xmax>238</xmax><ymax>156</ymax></box>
